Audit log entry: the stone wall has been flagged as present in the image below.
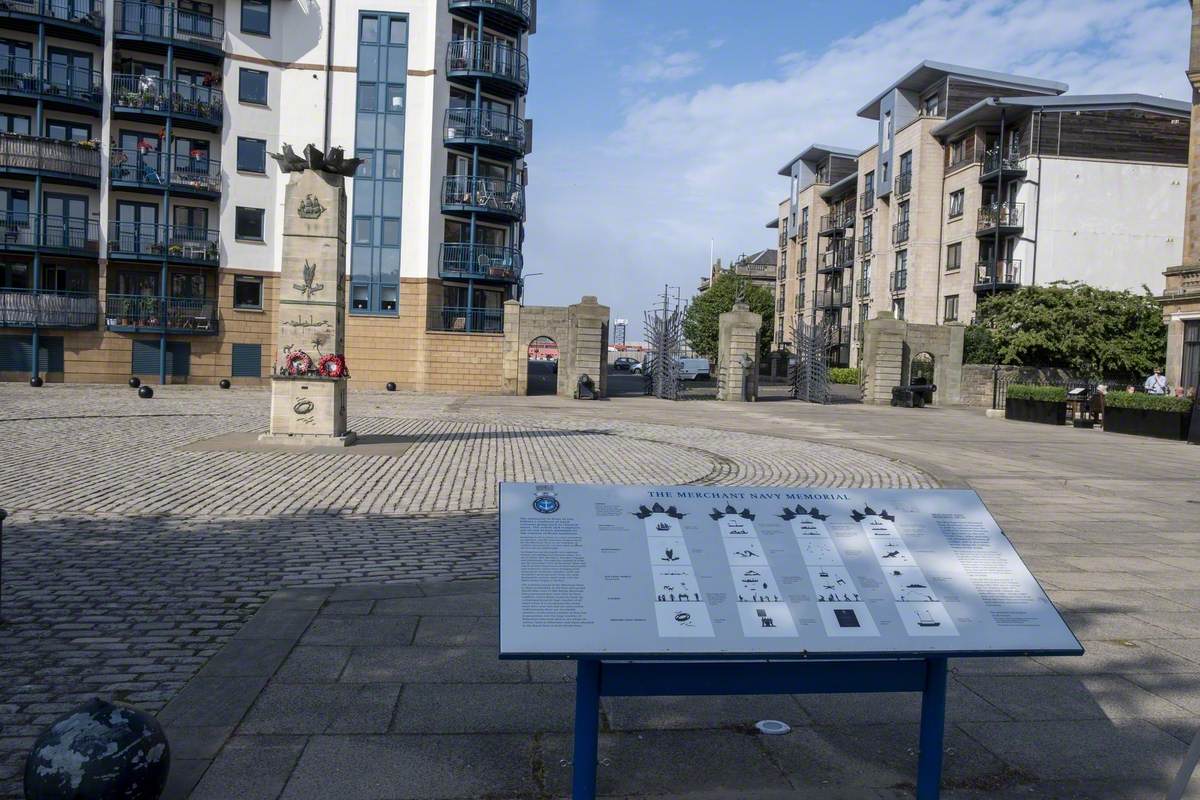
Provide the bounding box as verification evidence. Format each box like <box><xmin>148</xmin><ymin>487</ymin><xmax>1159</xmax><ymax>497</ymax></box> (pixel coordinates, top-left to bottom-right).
<box><xmin>959</xmin><ymin>364</ymin><xmax>1077</xmax><ymax>407</ymax></box>
<box><xmin>861</xmin><ymin>312</ymin><xmax>964</xmax><ymax>405</ymax></box>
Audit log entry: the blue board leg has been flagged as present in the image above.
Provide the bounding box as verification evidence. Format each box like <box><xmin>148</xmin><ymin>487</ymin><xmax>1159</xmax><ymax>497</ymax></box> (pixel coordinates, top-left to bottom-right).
<box><xmin>572</xmin><ymin>659</ymin><xmax>601</xmax><ymax>800</ymax></box>
<box><xmin>916</xmin><ymin>657</ymin><xmax>948</xmax><ymax>800</ymax></box>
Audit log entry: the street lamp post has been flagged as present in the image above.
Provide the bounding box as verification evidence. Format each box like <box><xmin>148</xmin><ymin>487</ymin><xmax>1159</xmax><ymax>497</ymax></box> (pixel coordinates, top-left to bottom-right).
<box><xmin>519</xmin><ymin>272</ymin><xmax>544</xmax><ymax>302</ymax></box>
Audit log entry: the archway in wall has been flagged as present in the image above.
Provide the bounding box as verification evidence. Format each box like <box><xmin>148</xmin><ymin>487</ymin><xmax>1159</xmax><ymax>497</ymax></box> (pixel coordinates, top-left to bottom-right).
<box><xmin>911</xmin><ymin>351</ymin><xmax>936</xmax><ymax>386</ymax></box>
<box><xmin>527</xmin><ymin>335</ymin><xmax>559</xmax><ymax>395</ymax></box>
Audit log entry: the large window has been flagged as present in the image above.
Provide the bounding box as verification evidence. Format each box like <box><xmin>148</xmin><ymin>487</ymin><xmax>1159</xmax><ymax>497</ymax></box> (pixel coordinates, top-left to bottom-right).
<box><xmin>241</xmin><ymin>0</ymin><xmax>269</xmax><ymax>35</ymax></box>
<box><xmin>948</xmin><ymin>189</ymin><xmax>964</xmax><ymax>219</ymax></box>
<box><xmin>239</xmin><ymin>68</ymin><xmax>268</xmax><ymax>105</ymax></box>
<box><xmin>350</xmin><ymin>12</ymin><xmax>407</xmax><ymax>315</ymax></box>
<box><xmin>233</xmin><ymin>275</ymin><xmax>262</xmax><ymax>308</ymax></box>
<box><xmin>235</xmin><ymin>207</ymin><xmax>264</xmax><ymax>241</ymax></box>
<box><xmin>236</xmin><ymin>137</ymin><xmax>266</xmax><ymax>172</ymax></box>
<box><xmin>946</xmin><ymin>242</ymin><xmax>962</xmax><ymax>271</ymax></box>
<box><xmin>1183</xmin><ymin>320</ymin><xmax>1200</xmax><ymax>392</ymax></box>
<box><xmin>944</xmin><ymin>294</ymin><xmax>959</xmax><ymax>322</ymax></box>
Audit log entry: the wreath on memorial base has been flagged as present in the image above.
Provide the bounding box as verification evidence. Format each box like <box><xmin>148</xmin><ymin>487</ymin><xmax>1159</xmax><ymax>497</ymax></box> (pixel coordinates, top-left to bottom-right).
<box><xmin>317</xmin><ymin>354</ymin><xmax>348</xmax><ymax>379</ymax></box>
<box><xmin>282</xmin><ymin>350</ymin><xmax>314</xmax><ymax>375</ymax></box>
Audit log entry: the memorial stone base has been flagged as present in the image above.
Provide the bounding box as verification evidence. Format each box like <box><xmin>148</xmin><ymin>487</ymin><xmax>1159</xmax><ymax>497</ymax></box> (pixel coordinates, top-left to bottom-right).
<box><xmin>259</xmin><ymin>377</ymin><xmax>356</xmax><ymax>447</ymax></box>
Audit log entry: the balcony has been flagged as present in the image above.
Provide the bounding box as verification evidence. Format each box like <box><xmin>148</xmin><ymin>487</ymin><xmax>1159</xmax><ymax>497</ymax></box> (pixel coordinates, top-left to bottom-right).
<box><xmin>104</xmin><ymin>294</ymin><xmax>218</xmax><ymax>335</ymax></box>
<box><xmin>891</xmin><ymin>220</ymin><xmax>910</xmax><ymax>245</ymax></box>
<box><xmin>0</xmin><ymin>214</ymin><xmax>99</xmax><ymax>256</ymax></box>
<box><xmin>427</xmin><ymin>305</ymin><xmax>505</xmax><ymax>333</ymax></box>
<box><xmin>441</xmin><ymin>176</ymin><xmax>524</xmax><ymax>221</ymax></box>
<box><xmin>444</xmin><ymin>107</ymin><xmax>527</xmax><ymax>158</ymax></box>
<box><xmin>113</xmin><ymin>1</ymin><xmax>224</xmax><ymax>60</ymax></box>
<box><xmin>439</xmin><ymin>243</ymin><xmax>522</xmax><ymax>282</ymax></box>
<box><xmin>815</xmin><ymin>286</ymin><xmax>853</xmax><ymax>308</ymax></box>
<box><xmin>979</xmin><ymin>147</ymin><xmax>1027</xmax><ymax>183</ymax></box>
<box><xmin>109</xmin><ymin>149</ymin><xmax>221</xmax><ymax>198</ymax></box>
<box><xmin>0</xmin><ymin>288</ymin><xmax>98</xmax><ymax>328</ymax></box>
<box><xmin>447</xmin><ymin>0</ymin><xmax>532</xmax><ymax>33</ymax></box>
<box><xmin>976</xmin><ymin>203</ymin><xmax>1024</xmax><ymax>238</ymax></box>
<box><xmin>974</xmin><ymin>259</ymin><xmax>1022</xmax><ymax>292</ymax></box>
<box><xmin>0</xmin><ymin>0</ymin><xmax>103</xmax><ymax>39</ymax></box>
<box><xmin>108</xmin><ymin>222</ymin><xmax>219</xmax><ymax>265</ymax></box>
<box><xmin>818</xmin><ymin>213</ymin><xmax>846</xmax><ymax>237</ymax></box>
<box><xmin>890</xmin><ymin>269</ymin><xmax>908</xmax><ymax>293</ymax></box>
<box><xmin>859</xmin><ymin>189</ymin><xmax>875</xmax><ymax>213</ymax></box>
<box><xmin>856</xmin><ymin>277</ymin><xmax>871</xmax><ymax>298</ymax></box>
<box><xmin>111</xmin><ymin>75</ymin><xmax>224</xmax><ymax>131</ymax></box>
<box><xmin>0</xmin><ymin>59</ymin><xmax>103</xmax><ymax>112</ymax></box>
<box><xmin>446</xmin><ymin>39</ymin><xmax>529</xmax><ymax>95</ymax></box>
<box><xmin>895</xmin><ymin>171</ymin><xmax>912</xmax><ymax>197</ymax></box>
<box><xmin>0</xmin><ymin>134</ymin><xmax>101</xmax><ymax>186</ymax></box>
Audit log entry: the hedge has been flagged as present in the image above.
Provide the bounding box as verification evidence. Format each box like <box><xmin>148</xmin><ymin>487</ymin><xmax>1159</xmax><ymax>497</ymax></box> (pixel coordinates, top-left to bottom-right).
<box><xmin>1006</xmin><ymin>384</ymin><xmax>1067</xmax><ymax>402</ymax></box>
<box><xmin>829</xmin><ymin>367</ymin><xmax>860</xmax><ymax>384</ymax></box>
<box><xmin>1103</xmin><ymin>392</ymin><xmax>1194</xmax><ymax>413</ymax></box>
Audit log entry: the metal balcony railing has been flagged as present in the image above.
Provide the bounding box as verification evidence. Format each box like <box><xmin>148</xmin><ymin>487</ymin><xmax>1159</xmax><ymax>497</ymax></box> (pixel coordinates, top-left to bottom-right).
<box><xmin>975</xmin><ymin>259</ymin><xmax>1023</xmax><ymax>288</ymax></box>
<box><xmin>447</xmin><ymin>0</ymin><xmax>532</xmax><ymax>28</ymax></box>
<box><xmin>441</xmin><ymin>176</ymin><xmax>525</xmax><ymax>219</ymax></box>
<box><xmin>111</xmin><ymin>74</ymin><xmax>224</xmax><ymax>126</ymax></box>
<box><xmin>443</xmin><ymin>107</ymin><xmax>527</xmax><ymax>155</ymax></box>
<box><xmin>446</xmin><ymin>39</ymin><xmax>529</xmax><ymax>92</ymax></box>
<box><xmin>890</xmin><ymin>269</ymin><xmax>908</xmax><ymax>292</ymax></box>
<box><xmin>427</xmin><ymin>304</ymin><xmax>505</xmax><ymax>333</ymax></box>
<box><xmin>0</xmin><ymin>213</ymin><xmax>99</xmax><ymax>253</ymax></box>
<box><xmin>857</xmin><ymin>235</ymin><xmax>872</xmax><ymax>256</ymax></box>
<box><xmin>980</xmin><ymin>147</ymin><xmax>1026</xmax><ymax>177</ymax></box>
<box><xmin>816</xmin><ymin>287</ymin><xmax>852</xmax><ymax>307</ymax></box>
<box><xmin>0</xmin><ymin>0</ymin><xmax>103</xmax><ymax>29</ymax></box>
<box><xmin>859</xmin><ymin>189</ymin><xmax>875</xmax><ymax>212</ymax></box>
<box><xmin>895</xmin><ymin>171</ymin><xmax>912</xmax><ymax>196</ymax></box>
<box><xmin>977</xmin><ymin>202</ymin><xmax>1024</xmax><ymax>233</ymax></box>
<box><xmin>0</xmin><ymin>288</ymin><xmax>98</xmax><ymax>328</ymax></box>
<box><xmin>439</xmin><ymin>242</ymin><xmax>522</xmax><ymax>281</ymax></box>
<box><xmin>891</xmin><ymin>220</ymin><xmax>910</xmax><ymax>245</ymax></box>
<box><xmin>107</xmin><ymin>221</ymin><xmax>219</xmax><ymax>263</ymax></box>
<box><xmin>818</xmin><ymin>213</ymin><xmax>845</xmax><ymax>235</ymax></box>
<box><xmin>111</xmin><ymin>150</ymin><xmax>221</xmax><ymax>195</ymax></box>
<box><xmin>0</xmin><ymin>58</ymin><xmax>102</xmax><ymax>106</ymax></box>
<box><xmin>0</xmin><ymin>133</ymin><xmax>101</xmax><ymax>181</ymax></box>
<box><xmin>114</xmin><ymin>0</ymin><xmax>224</xmax><ymax>49</ymax></box>
<box><xmin>104</xmin><ymin>293</ymin><xmax>218</xmax><ymax>334</ymax></box>
<box><xmin>856</xmin><ymin>277</ymin><xmax>871</xmax><ymax>298</ymax></box>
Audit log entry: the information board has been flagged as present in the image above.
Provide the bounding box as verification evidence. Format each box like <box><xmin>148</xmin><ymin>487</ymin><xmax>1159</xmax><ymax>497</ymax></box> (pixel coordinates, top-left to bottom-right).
<box><xmin>499</xmin><ymin>483</ymin><xmax>1082</xmax><ymax>659</ymax></box>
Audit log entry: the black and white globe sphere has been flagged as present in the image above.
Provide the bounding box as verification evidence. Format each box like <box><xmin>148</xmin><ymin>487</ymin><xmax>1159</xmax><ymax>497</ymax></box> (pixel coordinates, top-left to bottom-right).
<box><xmin>128</xmin><ymin>377</ymin><xmax>141</xmax><ymax>388</ymax></box>
<box><xmin>24</xmin><ymin>698</ymin><xmax>170</xmax><ymax>800</ymax></box>
<box><xmin>386</xmin><ymin>382</ymin><xmax>397</xmax><ymax>392</ymax></box>
<box><xmin>29</xmin><ymin>376</ymin><xmax>43</xmax><ymax>387</ymax></box>
<box><xmin>219</xmin><ymin>379</ymin><xmax>231</xmax><ymax>389</ymax></box>
<box><xmin>137</xmin><ymin>385</ymin><xmax>154</xmax><ymax>399</ymax></box>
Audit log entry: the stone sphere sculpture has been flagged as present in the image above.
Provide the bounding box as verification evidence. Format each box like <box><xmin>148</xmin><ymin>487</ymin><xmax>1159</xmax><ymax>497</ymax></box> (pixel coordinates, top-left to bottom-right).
<box><xmin>386</xmin><ymin>382</ymin><xmax>397</xmax><ymax>392</ymax></box>
<box><xmin>137</xmin><ymin>386</ymin><xmax>154</xmax><ymax>399</ymax></box>
<box><xmin>128</xmin><ymin>377</ymin><xmax>141</xmax><ymax>388</ymax></box>
<box><xmin>24</xmin><ymin>698</ymin><xmax>170</xmax><ymax>800</ymax></box>
<box><xmin>29</xmin><ymin>376</ymin><xmax>44</xmax><ymax>387</ymax></box>
<box><xmin>219</xmin><ymin>379</ymin><xmax>231</xmax><ymax>389</ymax></box>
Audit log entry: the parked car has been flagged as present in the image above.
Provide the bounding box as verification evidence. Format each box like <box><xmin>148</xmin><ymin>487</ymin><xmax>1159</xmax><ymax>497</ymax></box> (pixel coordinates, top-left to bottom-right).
<box><xmin>613</xmin><ymin>357</ymin><xmax>639</xmax><ymax>371</ymax></box>
<box><xmin>630</xmin><ymin>360</ymin><xmax>645</xmax><ymax>374</ymax></box>
<box><xmin>678</xmin><ymin>358</ymin><xmax>711</xmax><ymax>381</ymax></box>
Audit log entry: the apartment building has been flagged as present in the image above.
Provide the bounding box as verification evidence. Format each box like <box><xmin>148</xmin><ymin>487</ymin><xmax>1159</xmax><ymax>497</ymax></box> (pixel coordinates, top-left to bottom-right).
<box><xmin>771</xmin><ymin>61</ymin><xmax>1188</xmax><ymax>369</ymax></box>
<box><xmin>698</xmin><ymin>249</ymin><xmax>777</xmax><ymax>294</ymax></box>
<box><xmin>0</xmin><ymin>0</ymin><xmax>533</xmax><ymax>389</ymax></box>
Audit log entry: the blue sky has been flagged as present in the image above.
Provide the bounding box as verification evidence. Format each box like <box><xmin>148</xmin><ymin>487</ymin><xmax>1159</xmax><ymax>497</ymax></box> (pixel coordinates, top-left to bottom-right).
<box><xmin>520</xmin><ymin>0</ymin><xmax>1191</xmax><ymax>329</ymax></box>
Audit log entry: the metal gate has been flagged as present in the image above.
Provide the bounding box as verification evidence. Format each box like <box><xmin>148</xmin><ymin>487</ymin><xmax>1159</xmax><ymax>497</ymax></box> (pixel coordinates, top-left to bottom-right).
<box><xmin>642</xmin><ymin>304</ymin><xmax>684</xmax><ymax>400</ymax></box>
<box><xmin>790</xmin><ymin>315</ymin><xmax>830</xmax><ymax>404</ymax></box>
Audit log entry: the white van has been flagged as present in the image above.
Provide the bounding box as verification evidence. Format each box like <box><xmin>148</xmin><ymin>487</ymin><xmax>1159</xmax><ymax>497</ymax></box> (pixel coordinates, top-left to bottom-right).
<box><xmin>677</xmin><ymin>358</ymin><xmax>711</xmax><ymax>381</ymax></box>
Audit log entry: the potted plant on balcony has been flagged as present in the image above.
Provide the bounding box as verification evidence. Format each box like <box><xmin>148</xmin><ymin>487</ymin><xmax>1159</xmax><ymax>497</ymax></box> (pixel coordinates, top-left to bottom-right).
<box><xmin>1005</xmin><ymin>384</ymin><xmax>1067</xmax><ymax>425</ymax></box>
<box><xmin>204</xmin><ymin>240</ymin><xmax>218</xmax><ymax>261</ymax></box>
<box><xmin>1102</xmin><ymin>391</ymin><xmax>1193</xmax><ymax>440</ymax></box>
<box><xmin>167</xmin><ymin>243</ymin><xmax>183</xmax><ymax>257</ymax></box>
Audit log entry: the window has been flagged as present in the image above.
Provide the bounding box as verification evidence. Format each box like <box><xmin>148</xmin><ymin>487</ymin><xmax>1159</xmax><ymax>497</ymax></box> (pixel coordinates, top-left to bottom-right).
<box><xmin>235</xmin><ymin>207</ymin><xmax>264</xmax><ymax>241</ymax></box>
<box><xmin>233</xmin><ymin>275</ymin><xmax>262</xmax><ymax>308</ymax></box>
<box><xmin>944</xmin><ymin>294</ymin><xmax>959</xmax><ymax>322</ymax></box>
<box><xmin>236</xmin><ymin>137</ymin><xmax>266</xmax><ymax>172</ymax></box>
<box><xmin>896</xmin><ymin>250</ymin><xmax>908</xmax><ymax>271</ymax></box>
<box><xmin>883</xmin><ymin>111</ymin><xmax>892</xmax><ymax>144</ymax></box>
<box><xmin>241</xmin><ymin>0</ymin><xmax>269</xmax><ymax>35</ymax></box>
<box><xmin>800</xmin><ymin>207</ymin><xmax>809</xmax><ymax>236</ymax></box>
<box><xmin>231</xmin><ymin>343</ymin><xmax>262</xmax><ymax>377</ymax></box>
<box><xmin>892</xmin><ymin>298</ymin><xmax>905</xmax><ymax>320</ymax></box>
<box><xmin>385</xmin><ymin>84</ymin><xmax>404</xmax><ymax>112</ymax></box>
<box><xmin>0</xmin><ymin>112</ymin><xmax>31</xmax><ymax>135</ymax></box>
<box><xmin>46</xmin><ymin>120</ymin><xmax>90</xmax><ymax>141</ymax></box>
<box><xmin>1182</xmin><ymin>320</ymin><xmax>1200</xmax><ymax>391</ymax></box>
<box><xmin>949</xmin><ymin>138</ymin><xmax>966</xmax><ymax>166</ymax></box>
<box><xmin>922</xmin><ymin>94</ymin><xmax>940</xmax><ymax>117</ymax></box>
<box><xmin>239</xmin><ymin>68</ymin><xmax>268</xmax><ymax>104</ymax></box>
<box><xmin>948</xmin><ymin>190</ymin><xmax>964</xmax><ymax>219</ymax></box>
<box><xmin>946</xmin><ymin>242</ymin><xmax>962</xmax><ymax>271</ymax></box>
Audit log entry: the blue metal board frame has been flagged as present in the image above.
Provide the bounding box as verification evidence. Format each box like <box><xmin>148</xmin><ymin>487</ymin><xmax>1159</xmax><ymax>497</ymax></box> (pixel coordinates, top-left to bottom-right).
<box><xmin>570</xmin><ymin>656</ymin><xmax>949</xmax><ymax>799</ymax></box>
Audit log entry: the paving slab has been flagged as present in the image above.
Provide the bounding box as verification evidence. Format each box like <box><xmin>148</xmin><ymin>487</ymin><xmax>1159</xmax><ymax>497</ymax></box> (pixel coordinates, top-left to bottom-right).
<box><xmin>391</xmin><ymin>682</ymin><xmax>575</xmax><ymax>733</ymax></box>
<box><xmin>602</xmin><ymin>693</ymin><xmax>808</xmax><ymax>731</ymax></box>
<box><xmin>958</xmin><ymin>674</ymin><xmax>1193</xmax><ymax>720</ymax></box>
<box><xmin>339</xmin><ymin>645</ymin><xmax>529</xmax><ymax>684</ymax></box>
<box><xmin>300</xmin><ymin>615</ymin><xmax>419</xmax><ymax>647</ymax></box>
<box><xmin>239</xmin><ymin>683</ymin><xmax>402</xmax><ymax>734</ymax></box>
<box><xmin>188</xmin><ymin>735</ymin><xmax>308</xmax><ymax>800</ymax></box>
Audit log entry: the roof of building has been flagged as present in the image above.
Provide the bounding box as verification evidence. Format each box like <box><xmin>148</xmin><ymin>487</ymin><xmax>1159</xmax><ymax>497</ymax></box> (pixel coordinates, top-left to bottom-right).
<box><xmin>733</xmin><ymin>248</ymin><xmax>778</xmax><ymax>268</ymax></box>
<box><xmin>777</xmin><ymin>144</ymin><xmax>860</xmax><ymax>176</ymax></box>
<box><xmin>856</xmin><ymin>60</ymin><xmax>1069</xmax><ymax>120</ymax></box>
<box><xmin>932</xmin><ymin>93</ymin><xmax>1191</xmax><ymax>138</ymax></box>
<box><xmin>766</xmin><ymin>218</ymin><xmax>779</xmax><ymax>229</ymax></box>
<box><xmin>820</xmin><ymin>171</ymin><xmax>858</xmax><ymax>200</ymax></box>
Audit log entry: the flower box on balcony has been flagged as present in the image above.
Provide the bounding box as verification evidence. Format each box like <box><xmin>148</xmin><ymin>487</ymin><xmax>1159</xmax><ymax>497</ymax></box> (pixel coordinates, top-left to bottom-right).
<box><xmin>1005</xmin><ymin>384</ymin><xmax>1066</xmax><ymax>425</ymax></box>
<box><xmin>1102</xmin><ymin>393</ymin><xmax>1193</xmax><ymax>441</ymax></box>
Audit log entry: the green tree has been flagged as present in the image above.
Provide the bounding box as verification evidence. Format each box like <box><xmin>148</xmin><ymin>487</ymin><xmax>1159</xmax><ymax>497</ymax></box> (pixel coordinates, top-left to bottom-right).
<box><xmin>964</xmin><ymin>282</ymin><xmax>1166</xmax><ymax>381</ymax></box>
<box><xmin>683</xmin><ymin>272</ymin><xmax>775</xmax><ymax>362</ymax></box>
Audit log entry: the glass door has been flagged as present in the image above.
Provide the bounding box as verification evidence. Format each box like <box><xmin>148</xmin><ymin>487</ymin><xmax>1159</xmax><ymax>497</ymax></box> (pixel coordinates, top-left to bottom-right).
<box><xmin>118</xmin><ymin>130</ymin><xmax>163</xmax><ymax>185</ymax></box>
<box><xmin>47</xmin><ymin>48</ymin><xmax>93</xmax><ymax>101</ymax></box>
<box><xmin>0</xmin><ymin>40</ymin><xmax>34</xmax><ymax>94</ymax></box>
<box><xmin>116</xmin><ymin>201</ymin><xmax>159</xmax><ymax>255</ymax></box>
<box><xmin>43</xmin><ymin>194</ymin><xmax>87</xmax><ymax>249</ymax></box>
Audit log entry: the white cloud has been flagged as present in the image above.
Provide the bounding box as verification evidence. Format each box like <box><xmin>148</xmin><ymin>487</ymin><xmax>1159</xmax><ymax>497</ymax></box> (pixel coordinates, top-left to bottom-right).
<box><xmin>620</xmin><ymin>48</ymin><xmax>703</xmax><ymax>84</ymax></box>
<box><xmin>525</xmin><ymin>0</ymin><xmax>1189</xmax><ymax>327</ymax></box>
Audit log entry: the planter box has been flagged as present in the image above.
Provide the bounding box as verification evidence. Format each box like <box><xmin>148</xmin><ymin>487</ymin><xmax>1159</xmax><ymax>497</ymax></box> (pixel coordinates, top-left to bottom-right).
<box><xmin>1103</xmin><ymin>405</ymin><xmax>1191</xmax><ymax>441</ymax></box>
<box><xmin>1005</xmin><ymin>397</ymin><xmax>1066</xmax><ymax>425</ymax></box>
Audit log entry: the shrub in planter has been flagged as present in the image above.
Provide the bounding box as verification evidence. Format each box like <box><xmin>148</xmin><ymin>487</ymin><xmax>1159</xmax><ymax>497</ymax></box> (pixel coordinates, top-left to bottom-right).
<box><xmin>829</xmin><ymin>367</ymin><xmax>860</xmax><ymax>384</ymax></box>
<box><xmin>1005</xmin><ymin>384</ymin><xmax>1067</xmax><ymax>425</ymax></box>
<box><xmin>1102</xmin><ymin>392</ymin><xmax>1193</xmax><ymax>440</ymax></box>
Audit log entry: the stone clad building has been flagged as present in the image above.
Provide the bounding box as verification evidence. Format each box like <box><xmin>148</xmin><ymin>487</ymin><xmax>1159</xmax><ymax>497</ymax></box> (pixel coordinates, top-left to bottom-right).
<box><xmin>772</xmin><ymin>62</ymin><xmax>1189</xmax><ymax>370</ymax></box>
<box><xmin>0</xmin><ymin>0</ymin><xmax>535</xmax><ymax>391</ymax></box>
<box><xmin>1159</xmin><ymin>1</ymin><xmax>1200</xmax><ymax>394</ymax></box>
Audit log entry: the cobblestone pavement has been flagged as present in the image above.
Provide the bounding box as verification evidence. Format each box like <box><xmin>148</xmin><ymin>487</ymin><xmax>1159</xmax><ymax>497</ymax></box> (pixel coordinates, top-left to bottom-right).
<box><xmin>0</xmin><ymin>384</ymin><xmax>933</xmax><ymax>797</ymax></box>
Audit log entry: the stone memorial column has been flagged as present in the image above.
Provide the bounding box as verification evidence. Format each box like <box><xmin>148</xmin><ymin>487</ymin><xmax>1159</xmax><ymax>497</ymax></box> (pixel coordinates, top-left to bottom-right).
<box><xmin>259</xmin><ymin>164</ymin><xmax>356</xmax><ymax>446</ymax></box>
<box><xmin>716</xmin><ymin>299</ymin><xmax>762</xmax><ymax>402</ymax></box>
